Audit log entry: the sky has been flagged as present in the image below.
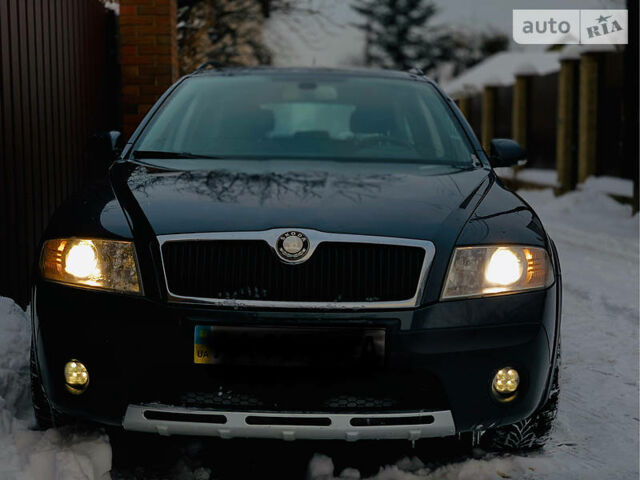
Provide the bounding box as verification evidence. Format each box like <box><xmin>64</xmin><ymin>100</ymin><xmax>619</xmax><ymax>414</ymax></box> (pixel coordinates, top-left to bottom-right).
<box><xmin>265</xmin><ymin>0</ymin><xmax>627</xmax><ymax>67</ymax></box>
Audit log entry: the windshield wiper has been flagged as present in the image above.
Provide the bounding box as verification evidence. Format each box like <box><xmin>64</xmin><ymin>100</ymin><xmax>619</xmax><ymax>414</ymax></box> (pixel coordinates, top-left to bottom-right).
<box><xmin>132</xmin><ymin>150</ymin><xmax>221</xmax><ymax>159</ymax></box>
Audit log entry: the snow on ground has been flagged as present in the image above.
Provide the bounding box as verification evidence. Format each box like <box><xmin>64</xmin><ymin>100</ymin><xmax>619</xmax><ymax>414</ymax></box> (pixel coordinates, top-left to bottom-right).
<box><xmin>514</xmin><ymin>184</ymin><xmax>639</xmax><ymax>480</ymax></box>
<box><xmin>0</xmin><ymin>178</ymin><xmax>637</xmax><ymax>479</ymax></box>
<box><xmin>306</xmin><ymin>452</ymin><xmax>550</xmax><ymax>480</ymax></box>
<box><xmin>495</xmin><ymin>167</ymin><xmax>634</xmax><ymax>198</ymax></box>
<box><xmin>0</xmin><ymin>298</ymin><xmax>111</xmax><ymax>480</ymax></box>
<box><xmin>580</xmin><ymin>175</ymin><xmax>636</xmax><ymax>199</ymax></box>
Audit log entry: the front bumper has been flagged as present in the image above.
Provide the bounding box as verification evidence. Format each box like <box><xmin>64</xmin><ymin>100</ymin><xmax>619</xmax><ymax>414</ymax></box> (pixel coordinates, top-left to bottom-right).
<box><xmin>33</xmin><ymin>280</ymin><xmax>558</xmax><ymax>438</ymax></box>
<box><xmin>123</xmin><ymin>406</ymin><xmax>456</xmax><ymax>441</ymax></box>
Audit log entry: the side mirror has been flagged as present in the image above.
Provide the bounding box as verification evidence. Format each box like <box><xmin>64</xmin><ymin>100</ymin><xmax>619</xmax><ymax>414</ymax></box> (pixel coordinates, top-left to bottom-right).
<box><xmin>107</xmin><ymin>131</ymin><xmax>124</xmax><ymax>156</ymax></box>
<box><xmin>489</xmin><ymin>138</ymin><xmax>527</xmax><ymax>168</ymax></box>
<box><xmin>86</xmin><ymin>131</ymin><xmax>124</xmax><ymax>171</ymax></box>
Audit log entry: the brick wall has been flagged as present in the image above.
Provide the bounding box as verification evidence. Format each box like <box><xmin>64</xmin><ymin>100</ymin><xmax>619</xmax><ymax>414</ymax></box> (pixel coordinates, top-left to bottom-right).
<box><xmin>120</xmin><ymin>0</ymin><xmax>178</xmax><ymax>137</ymax></box>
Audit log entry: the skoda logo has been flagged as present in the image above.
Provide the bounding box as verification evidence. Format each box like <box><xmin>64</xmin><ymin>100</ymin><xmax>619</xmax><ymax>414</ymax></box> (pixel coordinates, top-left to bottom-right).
<box><xmin>276</xmin><ymin>231</ymin><xmax>310</xmax><ymax>263</ymax></box>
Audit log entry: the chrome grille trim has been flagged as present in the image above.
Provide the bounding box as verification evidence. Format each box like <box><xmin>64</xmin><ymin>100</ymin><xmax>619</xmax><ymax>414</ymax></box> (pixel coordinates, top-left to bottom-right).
<box><xmin>157</xmin><ymin>229</ymin><xmax>435</xmax><ymax>309</ymax></box>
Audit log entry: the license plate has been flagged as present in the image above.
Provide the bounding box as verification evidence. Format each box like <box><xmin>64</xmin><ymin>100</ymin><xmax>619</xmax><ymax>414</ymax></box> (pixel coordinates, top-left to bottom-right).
<box><xmin>194</xmin><ymin>325</ymin><xmax>386</xmax><ymax>367</ymax></box>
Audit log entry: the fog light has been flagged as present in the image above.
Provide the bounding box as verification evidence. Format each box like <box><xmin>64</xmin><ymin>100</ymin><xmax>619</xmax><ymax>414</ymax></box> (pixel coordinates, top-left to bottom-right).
<box><xmin>492</xmin><ymin>367</ymin><xmax>519</xmax><ymax>401</ymax></box>
<box><xmin>64</xmin><ymin>360</ymin><xmax>89</xmax><ymax>394</ymax></box>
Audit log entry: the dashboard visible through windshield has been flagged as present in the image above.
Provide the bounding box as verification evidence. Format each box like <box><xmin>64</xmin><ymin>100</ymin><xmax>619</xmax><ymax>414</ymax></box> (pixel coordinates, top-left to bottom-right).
<box><xmin>133</xmin><ymin>74</ymin><xmax>475</xmax><ymax>165</ymax></box>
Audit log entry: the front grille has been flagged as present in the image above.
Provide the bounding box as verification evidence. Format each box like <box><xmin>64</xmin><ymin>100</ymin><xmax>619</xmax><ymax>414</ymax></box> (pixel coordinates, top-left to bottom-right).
<box><xmin>135</xmin><ymin>367</ymin><xmax>449</xmax><ymax>413</ymax></box>
<box><xmin>162</xmin><ymin>240</ymin><xmax>426</xmax><ymax>303</ymax></box>
<box><xmin>178</xmin><ymin>392</ymin><xmax>395</xmax><ymax>411</ymax></box>
<box><xmin>181</xmin><ymin>391</ymin><xmax>264</xmax><ymax>409</ymax></box>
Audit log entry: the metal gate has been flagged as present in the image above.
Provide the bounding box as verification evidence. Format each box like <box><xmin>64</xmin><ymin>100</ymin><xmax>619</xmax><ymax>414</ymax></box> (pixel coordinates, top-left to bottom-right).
<box><xmin>0</xmin><ymin>0</ymin><xmax>120</xmax><ymax>306</ymax></box>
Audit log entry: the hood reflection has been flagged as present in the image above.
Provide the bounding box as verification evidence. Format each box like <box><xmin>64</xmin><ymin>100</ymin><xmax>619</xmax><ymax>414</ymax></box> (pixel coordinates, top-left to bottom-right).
<box><xmin>128</xmin><ymin>167</ymin><xmax>403</xmax><ymax>205</ymax></box>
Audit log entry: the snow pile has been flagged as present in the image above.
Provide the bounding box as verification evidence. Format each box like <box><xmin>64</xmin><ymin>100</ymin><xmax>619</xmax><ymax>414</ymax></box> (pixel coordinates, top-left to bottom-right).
<box><xmin>103</xmin><ymin>2</ymin><xmax>119</xmax><ymax>15</ymax></box>
<box><xmin>580</xmin><ymin>175</ymin><xmax>635</xmax><ymax>198</ymax></box>
<box><xmin>0</xmin><ymin>298</ymin><xmax>112</xmax><ymax>480</ymax></box>
<box><xmin>522</xmin><ymin>182</ymin><xmax>638</xmax><ymax>241</ymax></box>
<box><xmin>0</xmin><ymin>297</ymin><xmax>31</xmax><ymax>436</ymax></box>
<box><xmin>442</xmin><ymin>51</ymin><xmax>561</xmax><ymax>97</ymax></box>
<box><xmin>496</xmin><ymin>168</ymin><xmax>634</xmax><ymax>198</ymax></box>
<box><xmin>307</xmin><ymin>453</ymin><xmax>547</xmax><ymax>479</ymax></box>
<box><xmin>6</xmin><ymin>429</ymin><xmax>111</xmax><ymax>480</ymax></box>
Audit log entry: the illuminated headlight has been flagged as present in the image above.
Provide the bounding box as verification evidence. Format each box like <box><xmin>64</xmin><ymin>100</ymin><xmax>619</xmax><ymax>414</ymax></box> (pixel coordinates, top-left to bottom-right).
<box><xmin>40</xmin><ymin>238</ymin><xmax>141</xmax><ymax>294</ymax></box>
<box><xmin>442</xmin><ymin>245</ymin><xmax>553</xmax><ymax>300</ymax></box>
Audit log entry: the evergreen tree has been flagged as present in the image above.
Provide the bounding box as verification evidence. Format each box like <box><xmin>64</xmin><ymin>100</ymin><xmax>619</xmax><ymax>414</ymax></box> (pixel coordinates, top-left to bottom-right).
<box><xmin>352</xmin><ymin>0</ymin><xmax>509</xmax><ymax>77</ymax></box>
<box><xmin>352</xmin><ymin>0</ymin><xmax>437</xmax><ymax>70</ymax></box>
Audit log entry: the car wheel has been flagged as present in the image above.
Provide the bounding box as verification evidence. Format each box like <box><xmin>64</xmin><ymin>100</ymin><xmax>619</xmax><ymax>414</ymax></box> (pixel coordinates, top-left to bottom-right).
<box><xmin>481</xmin><ymin>345</ymin><xmax>560</xmax><ymax>452</ymax></box>
<box><xmin>30</xmin><ymin>340</ymin><xmax>71</xmax><ymax>429</ymax></box>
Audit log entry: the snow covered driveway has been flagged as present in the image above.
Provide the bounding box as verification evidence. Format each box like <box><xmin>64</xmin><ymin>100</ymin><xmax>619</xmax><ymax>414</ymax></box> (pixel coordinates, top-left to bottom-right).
<box><xmin>519</xmin><ymin>185</ymin><xmax>639</xmax><ymax>480</ymax></box>
<box><xmin>0</xmin><ymin>181</ymin><xmax>637</xmax><ymax>479</ymax></box>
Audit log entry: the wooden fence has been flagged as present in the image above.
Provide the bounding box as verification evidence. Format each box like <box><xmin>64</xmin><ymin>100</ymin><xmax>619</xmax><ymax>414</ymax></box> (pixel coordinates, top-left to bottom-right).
<box><xmin>528</xmin><ymin>72</ymin><xmax>558</xmax><ymax>170</ymax></box>
<box><xmin>456</xmin><ymin>50</ymin><xmax>634</xmax><ymax>190</ymax></box>
<box><xmin>0</xmin><ymin>0</ymin><xmax>120</xmax><ymax>307</ymax></box>
<box><xmin>597</xmin><ymin>52</ymin><xmax>627</xmax><ymax>178</ymax></box>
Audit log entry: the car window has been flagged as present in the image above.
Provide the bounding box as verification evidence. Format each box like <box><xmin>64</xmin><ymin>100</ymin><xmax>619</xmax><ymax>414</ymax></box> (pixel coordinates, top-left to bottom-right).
<box><xmin>134</xmin><ymin>74</ymin><xmax>475</xmax><ymax>165</ymax></box>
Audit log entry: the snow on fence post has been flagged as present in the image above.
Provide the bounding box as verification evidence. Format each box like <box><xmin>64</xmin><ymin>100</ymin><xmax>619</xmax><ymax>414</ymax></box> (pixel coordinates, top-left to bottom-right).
<box><xmin>556</xmin><ymin>48</ymin><xmax>580</xmax><ymax>192</ymax></box>
<box><xmin>120</xmin><ymin>0</ymin><xmax>179</xmax><ymax>138</ymax></box>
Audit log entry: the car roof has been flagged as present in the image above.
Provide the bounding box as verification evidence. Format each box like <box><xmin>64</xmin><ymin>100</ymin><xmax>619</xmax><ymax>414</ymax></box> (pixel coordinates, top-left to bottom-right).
<box><xmin>188</xmin><ymin>66</ymin><xmax>436</xmax><ymax>84</ymax></box>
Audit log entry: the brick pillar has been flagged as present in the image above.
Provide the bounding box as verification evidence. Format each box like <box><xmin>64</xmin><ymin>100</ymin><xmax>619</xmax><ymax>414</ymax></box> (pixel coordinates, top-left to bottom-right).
<box><xmin>556</xmin><ymin>56</ymin><xmax>579</xmax><ymax>191</ymax></box>
<box><xmin>120</xmin><ymin>0</ymin><xmax>178</xmax><ymax>138</ymax></box>
<box><xmin>577</xmin><ymin>53</ymin><xmax>599</xmax><ymax>183</ymax></box>
<box><xmin>481</xmin><ymin>86</ymin><xmax>496</xmax><ymax>151</ymax></box>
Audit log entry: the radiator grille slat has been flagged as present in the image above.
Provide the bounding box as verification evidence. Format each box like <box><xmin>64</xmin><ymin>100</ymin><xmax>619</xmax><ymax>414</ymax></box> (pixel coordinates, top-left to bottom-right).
<box><xmin>162</xmin><ymin>240</ymin><xmax>425</xmax><ymax>303</ymax></box>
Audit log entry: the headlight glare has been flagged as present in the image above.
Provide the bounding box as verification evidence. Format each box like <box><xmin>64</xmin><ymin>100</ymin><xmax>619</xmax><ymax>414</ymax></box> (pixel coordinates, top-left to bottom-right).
<box><xmin>442</xmin><ymin>245</ymin><xmax>553</xmax><ymax>300</ymax></box>
<box><xmin>41</xmin><ymin>238</ymin><xmax>141</xmax><ymax>294</ymax></box>
<box><xmin>484</xmin><ymin>248</ymin><xmax>523</xmax><ymax>286</ymax></box>
<box><xmin>64</xmin><ymin>241</ymin><xmax>100</xmax><ymax>279</ymax></box>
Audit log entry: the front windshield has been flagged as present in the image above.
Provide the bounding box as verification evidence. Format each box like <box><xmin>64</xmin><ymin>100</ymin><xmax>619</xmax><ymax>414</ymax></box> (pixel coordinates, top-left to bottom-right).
<box><xmin>134</xmin><ymin>74</ymin><xmax>475</xmax><ymax>165</ymax></box>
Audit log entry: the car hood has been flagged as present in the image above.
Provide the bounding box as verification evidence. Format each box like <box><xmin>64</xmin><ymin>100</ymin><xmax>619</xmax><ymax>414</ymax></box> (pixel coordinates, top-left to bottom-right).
<box><xmin>111</xmin><ymin>159</ymin><xmax>491</xmax><ymax>241</ymax></box>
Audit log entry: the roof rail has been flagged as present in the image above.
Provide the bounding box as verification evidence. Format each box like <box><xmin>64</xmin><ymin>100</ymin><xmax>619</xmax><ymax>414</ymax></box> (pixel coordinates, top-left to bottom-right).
<box><xmin>195</xmin><ymin>60</ymin><xmax>223</xmax><ymax>73</ymax></box>
<box><xmin>407</xmin><ymin>67</ymin><xmax>425</xmax><ymax>76</ymax></box>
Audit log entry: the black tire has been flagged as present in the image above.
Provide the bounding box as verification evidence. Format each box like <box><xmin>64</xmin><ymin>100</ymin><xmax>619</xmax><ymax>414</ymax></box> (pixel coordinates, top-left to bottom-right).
<box><xmin>481</xmin><ymin>348</ymin><xmax>560</xmax><ymax>452</ymax></box>
<box><xmin>30</xmin><ymin>339</ymin><xmax>71</xmax><ymax>429</ymax></box>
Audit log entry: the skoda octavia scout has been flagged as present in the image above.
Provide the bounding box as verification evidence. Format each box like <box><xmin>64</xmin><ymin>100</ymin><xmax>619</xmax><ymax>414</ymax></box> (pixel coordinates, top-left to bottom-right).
<box><xmin>31</xmin><ymin>67</ymin><xmax>561</xmax><ymax>451</ymax></box>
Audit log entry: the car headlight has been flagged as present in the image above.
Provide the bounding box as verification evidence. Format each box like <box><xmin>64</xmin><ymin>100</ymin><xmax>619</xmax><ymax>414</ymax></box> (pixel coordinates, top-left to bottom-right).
<box><xmin>40</xmin><ymin>238</ymin><xmax>142</xmax><ymax>294</ymax></box>
<box><xmin>442</xmin><ymin>245</ymin><xmax>553</xmax><ymax>300</ymax></box>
